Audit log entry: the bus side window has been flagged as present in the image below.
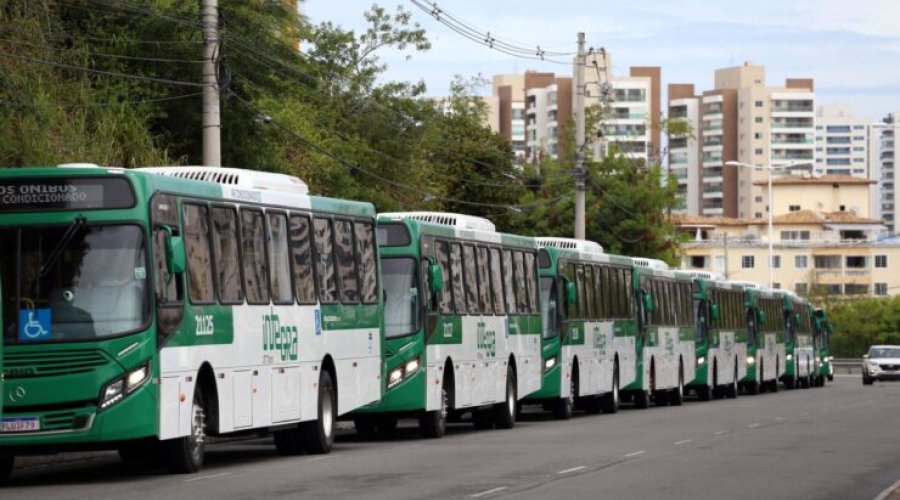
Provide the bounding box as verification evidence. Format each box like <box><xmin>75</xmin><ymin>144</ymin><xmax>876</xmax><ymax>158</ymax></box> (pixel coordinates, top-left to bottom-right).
<box><xmin>514</xmin><ymin>251</ymin><xmax>529</xmax><ymax>315</ymax></box>
<box><xmin>476</xmin><ymin>246</ymin><xmax>492</xmax><ymax>314</ymax></box>
<box><xmin>450</xmin><ymin>243</ymin><xmax>466</xmax><ymax>315</ymax></box>
<box><xmin>150</xmin><ymin>193</ymin><xmax>184</xmax><ymax>341</ymax></box>
<box><xmin>524</xmin><ymin>252</ymin><xmax>538</xmax><ymax>314</ymax></box>
<box><xmin>354</xmin><ymin>222</ymin><xmax>378</xmax><ymax>304</ymax></box>
<box><xmin>334</xmin><ymin>219</ymin><xmax>359</xmax><ymax>303</ymax></box>
<box><xmin>489</xmin><ymin>247</ymin><xmax>505</xmax><ymax>316</ymax></box>
<box><xmin>289</xmin><ymin>214</ymin><xmax>316</xmax><ymax>304</ymax></box>
<box><xmin>502</xmin><ymin>249</ymin><xmax>517</xmax><ymax>315</ymax></box>
<box><xmin>462</xmin><ymin>244</ymin><xmax>479</xmax><ymax>314</ymax></box>
<box><xmin>436</xmin><ymin>241</ymin><xmax>453</xmax><ymax>314</ymax></box>
<box><xmin>267</xmin><ymin>212</ymin><xmax>293</xmax><ymax>305</ymax></box>
<box><xmin>313</xmin><ymin>217</ymin><xmax>338</xmax><ymax>303</ymax></box>
<box><xmin>211</xmin><ymin>206</ymin><xmax>243</xmax><ymax>303</ymax></box>
<box><xmin>241</xmin><ymin>209</ymin><xmax>270</xmax><ymax>304</ymax></box>
<box><xmin>183</xmin><ymin>203</ymin><xmax>215</xmax><ymax>304</ymax></box>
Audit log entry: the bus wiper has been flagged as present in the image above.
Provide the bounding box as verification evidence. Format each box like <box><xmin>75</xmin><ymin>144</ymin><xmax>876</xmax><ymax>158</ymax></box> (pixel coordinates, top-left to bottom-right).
<box><xmin>39</xmin><ymin>215</ymin><xmax>86</xmax><ymax>277</ymax></box>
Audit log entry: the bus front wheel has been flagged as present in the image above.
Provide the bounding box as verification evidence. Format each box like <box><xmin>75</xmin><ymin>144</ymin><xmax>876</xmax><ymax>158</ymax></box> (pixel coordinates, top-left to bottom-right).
<box><xmin>164</xmin><ymin>386</ymin><xmax>207</xmax><ymax>473</ymax></box>
<box><xmin>493</xmin><ymin>366</ymin><xmax>517</xmax><ymax>429</ymax></box>
<box><xmin>419</xmin><ymin>385</ymin><xmax>449</xmax><ymax>438</ymax></box>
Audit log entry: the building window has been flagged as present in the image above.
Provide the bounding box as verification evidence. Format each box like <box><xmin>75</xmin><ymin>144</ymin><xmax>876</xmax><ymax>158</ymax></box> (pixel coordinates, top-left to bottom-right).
<box><xmin>772</xmin><ymin>255</ymin><xmax>781</xmax><ymax>269</ymax></box>
<box><xmin>754</xmin><ymin>148</ymin><xmax>764</xmax><ymax>155</ymax></box>
<box><xmin>875</xmin><ymin>283</ymin><xmax>888</xmax><ymax>296</ymax></box>
<box><xmin>755</xmin><ymin>101</ymin><xmax>763</xmax><ymax>107</ymax></box>
<box><xmin>845</xmin><ymin>284</ymin><xmax>869</xmax><ymax>295</ymax></box>
<box><xmin>845</xmin><ymin>256</ymin><xmax>867</xmax><ymax>268</ymax></box>
<box><xmin>789</xmin><ymin>205</ymin><xmax>801</xmax><ymax>212</ymax></box>
<box><xmin>795</xmin><ymin>255</ymin><xmax>808</xmax><ymax>268</ymax></box>
<box><xmin>782</xmin><ymin>231</ymin><xmax>811</xmax><ymax>241</ymax></box>
<box><xmin>742</xmin><ymin>255</ymin><xmax>755</xmax><ymax>269</ymax></box>
<box><xmin>755</xmin><ymin>117</ymin><xmax>763</xmax><ymax>123</ymax></box>
<box><xmin>754</xmin><ymin>212</ymin><xmax>763</xmax><ymax>218</ymax></box>
<box><xmin>876</xmin><ymin>255</ymin><xmax>888</xmax><ymax>268</ymax></box>
<box><xmin>755</xmin><ymin>196</ymin><xmax>763</xmax><ymax>203</ymax></box>
<box><xmin>754</xmin><ymin>132</ymin><xmax>763</xmax><ymax>139</ymax></box>
<box><xmin>824</xmin><ymin>284</ymin><xmax>842</xmax><ymax>295</ymax></box>
<box><xmin>795</xmin><ymin>283</ymin><xmax>808</xmax><ymax>295</ymax></box>
<box><xmin>773</xmin><ymin>283</ymin><xmax>781</xmax><ymax>289</ymax></box>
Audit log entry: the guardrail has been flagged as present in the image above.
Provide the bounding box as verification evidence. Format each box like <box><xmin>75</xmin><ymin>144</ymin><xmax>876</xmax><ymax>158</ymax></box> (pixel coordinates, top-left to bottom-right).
<box><xmin>832</xmin><ymin>358</ymin><xmax>862</xmax><ymax>375</ymax></box>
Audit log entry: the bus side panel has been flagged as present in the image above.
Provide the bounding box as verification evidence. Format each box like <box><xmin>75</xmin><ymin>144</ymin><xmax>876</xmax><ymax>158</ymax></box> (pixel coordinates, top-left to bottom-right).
<box><xmin>614</xmin><ymin>335</ymin><xmax>638</xmax><ymax>389</ymax></box>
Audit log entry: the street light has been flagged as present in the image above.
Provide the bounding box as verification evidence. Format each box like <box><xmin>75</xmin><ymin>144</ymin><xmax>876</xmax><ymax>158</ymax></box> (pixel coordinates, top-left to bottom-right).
<box><xmin>724</xmin><ymin>160</ymin><xmax>812</xmax><ymax>289</ymax></box>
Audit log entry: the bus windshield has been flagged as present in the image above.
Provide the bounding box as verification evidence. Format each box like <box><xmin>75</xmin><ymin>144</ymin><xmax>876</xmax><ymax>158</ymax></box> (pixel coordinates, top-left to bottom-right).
<box><xmin>1</xmin><ymin>224</ymin><xmax>149</xmax><ymax>343</ymax></box>
<box><xmin>540</xmin><ymin>277</ymin><xmax>558</xmax><ymax>339</ymax></box>
<box><xmin>382</xmin><ymin>257</ymin><xmax>419</xmax><ymax>339</ymax></box>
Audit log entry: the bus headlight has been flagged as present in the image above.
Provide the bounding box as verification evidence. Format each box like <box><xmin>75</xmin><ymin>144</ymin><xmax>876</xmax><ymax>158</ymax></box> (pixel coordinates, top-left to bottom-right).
<box><xmin>697</xmin><ymin>356</ymin><xmax>706</xmax><ymax>366</ymax></box>
<box><xmin>99</xmin><ymin>362</ymin><xmax>151</xmax><ymax>411</ymax></box>
<box><xmin>388</xmin><ymin>357</ymin><xmax>421</xmax><ymax>389</ymax></box>
<box><xmin>544</xmin><ymin>356</ymin><xmax>557</xmax><ymax>372</ymax></box>
<box><xmin>786</xmin><ymin>354</ymin><xmax>793</xmax><ymax>361</ymax></box>
<box><xmin>747</xmin><ymin>356</ymin><xmax>755</xmax><ymax>365</ymax></box>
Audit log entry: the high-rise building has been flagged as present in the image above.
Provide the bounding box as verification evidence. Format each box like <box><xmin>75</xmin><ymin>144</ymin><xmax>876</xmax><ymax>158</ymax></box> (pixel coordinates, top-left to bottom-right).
<box><xmin>871</xmin><ymin>112</ymin><xmax>900</xmax><ymax>233</ymax></box>
<box><xmin>667</xmin><ymin>84</ymin><xmax>701</xmax><ymax>214</ymax></box>
<box><xmin>670</xmin><ymin>62</ymin><xmax>815</xmax><ymax>218</ymax></box>
<box><xmin>814</xmin><ymin>104</ymin><xmax>871</xmax><ymax>178</ymax></box>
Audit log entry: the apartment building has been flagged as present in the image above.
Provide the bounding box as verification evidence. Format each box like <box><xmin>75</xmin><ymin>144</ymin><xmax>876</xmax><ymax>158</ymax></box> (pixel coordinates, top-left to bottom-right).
<box><xmin>871</xmin><ymin>112</ymin><xmax>900</xmax><ymax>233</ymax></box>
<box><xmin>669</xmin><ymin>62</ymin><xmax>815</xmax><ymax>218</ymax></box>
<box><xmin>667</xmin><ymin>84</ymin><xmax>701</xmax><ymax>214</ymax></box>
<box><xmin>814</xmin><ymin>104</ymin><xmax>871</xmax><ymax>178</ymax></box>
<box><xmin>676</xmin><ymin>174</ymin><xmax>899</xmax><ymax>297</ymax></box>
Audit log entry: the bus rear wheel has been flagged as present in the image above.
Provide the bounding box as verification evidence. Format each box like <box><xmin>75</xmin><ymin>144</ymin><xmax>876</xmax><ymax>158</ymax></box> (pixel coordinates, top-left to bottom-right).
<box><xmin>669</xmin><ymin>364</ymin><xmax>684</xmax><ymax>406</ymax></box>
<box><xmin>164</xmin><ymin>386</ymin><xmax>207</xmax><ymax>473</ymax></box>
<box><xmin>553</xmin><ymin>372</ymin><xmax>576</xmax><ymax>419</ymax></box>
<box><xmin>726</xmin><ymin>365</ymin><xmax>738</xmax><ymax>399</ymax></box>
<box><xmin>494</xmin><ymin>367</ymin><xmax>517</xmax><ymax>429</ymax></box>
<box><xmin>300</xmin><ymin>370</ymin><xmax>336</xmax><ymax>454</ymax></box>
<box><xmin>600</xmin><ymin>366</ymin><xmax>620</xmax><ymax>414</ymax></box>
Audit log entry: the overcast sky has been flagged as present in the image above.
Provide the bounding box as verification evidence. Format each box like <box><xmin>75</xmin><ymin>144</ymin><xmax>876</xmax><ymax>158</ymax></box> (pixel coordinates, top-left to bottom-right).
<box><xmin>303</xmin><ymin>1</ymin><xmax>900</xmax><ymax>121</ymax></box>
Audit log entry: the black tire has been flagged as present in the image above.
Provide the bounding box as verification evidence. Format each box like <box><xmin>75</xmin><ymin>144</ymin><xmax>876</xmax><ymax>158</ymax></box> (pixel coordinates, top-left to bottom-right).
<box><xmin>494</xmin><ymin>367</ymin><xmax>517</xmax><ymax>429</ymax></box>
<box><xmin>419</xmin><ymin>385</ymin><xmax>449</xmax><ymax>439</ymax></box>
<box><xmin>163</xmin><ymin>386</ymin><xmax>207</xmax><ymax>473</ymax></box>
<box><xmin>654</xmin><ymin>389</ymin><xmax>669</xmax><ymax>407</ymax></box>
<box><xmin>697</xmin><ymin>383</ymin><xmax>712</xmax><ymax>401</ymax></box>
<box><xmin>726</xmin><ymin>365</ymin><xmax>738</xmax><ymax>399</ymax></box>
<box><xmin>118</xmin><ymin>440</ymin><xmax>159</xmax><ymax>469</ymax></box>
<box><xmin>376</xmin><ymin>416</ymin><xmax>398</xmax><ymax>435</ymax></box>
<box><xmin>300</xmin><ymin>370</ymin><xmax>336</xmax><ymax>454</ymax></box>
<box><xmin>746</xmin><ymin>379</ymin><xmax>760</xmax><ymax>395</ymax></box>
<box><xmin>769</xmin><ymin>377</ymin><xmax>779</xmax><ymax>393</ymax></box>
<box><xmin>0</xmin><ymin>453</ymin><xmax>14</xmax><ymax>484</ymax></box>
<box><xmin>600</xmin><ymin>365</ymin><xmax>620</xmax><ymax>414</ymax></box>
<box><xmin>472</xmin><ymin>409</ymin><xmax>495</xmax><ymax>430</ymax></box>
<box><xmin>827</xmin><ymin>374</ymin><xmax>834</xmax><ymax>382</ymax></box>
<box><xmin>553</xmin><ymin>371</ymin><xmax>576</xmax><ymax>419</ymax></box>
<box><xmin>863</xmin><ymin>374</ymin><xmax>873</xmax><ymax>386</ymax></box>
<box><xmin>583</xmin><ymin>396</ymin><xmax>602</xmax><ymax>415</ymax></box>
<box><xmin>670</xmin><ymin>364</ymin><xmax>684</xmax><ymax>406</ymax></box>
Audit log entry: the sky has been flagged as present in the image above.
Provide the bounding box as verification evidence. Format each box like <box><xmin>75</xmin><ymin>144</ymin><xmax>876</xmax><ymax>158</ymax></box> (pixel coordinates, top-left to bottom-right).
<box><xmin>302</xmin><ymin>0</ymin><xmax>900</xmax><ymax>122</ymax></box>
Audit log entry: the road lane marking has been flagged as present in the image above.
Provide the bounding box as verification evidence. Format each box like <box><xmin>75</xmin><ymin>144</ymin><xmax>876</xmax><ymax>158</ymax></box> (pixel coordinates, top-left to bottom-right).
<box><xmin>624</xmin><ymin>450</ymin><xmax>646</xmax><ymax>458</ymax></box>
<box><xmin>714</xmin><ymin>430</ymin><xmax>728</xmax><ymax>435</ymax></box>
<box><xmin>748</xmin><ymin>423</ymin><xmax>760</xmax><ymax>428</ymax></box>
<box><xmin>675</xmin><ymin>439</ymin><xmax>693</xmax><ymax>445</ymax></box>
<box><xmin>184</xmin><ymin>472</ymin><xmax>234</xmax><ymax>483</ymax></box>
<box><xmin>873</xmin><ymin>478</ymin><xmax>900</xmax><ymax>500</ymax></box>
<box><xmin>471</xmin><ymin>487</ymin><xmax>507</xmax><ymax>498</ymax></box>
<box><xmin>558</xmin><ymin>466</ymin><xmax>587</xmax><ymax>475</ymax></box>
<box><xmin>775</xmin><ymin>416</ymin><xmax>786</xmax><ymax>421</ymax></box>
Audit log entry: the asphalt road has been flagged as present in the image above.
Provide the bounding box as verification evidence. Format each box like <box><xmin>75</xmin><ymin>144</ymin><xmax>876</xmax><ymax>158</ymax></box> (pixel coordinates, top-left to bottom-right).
<box><xmin>3</xmin><ymin>376</ymin><xmax>900</xmax><ymax>500</ymax></box>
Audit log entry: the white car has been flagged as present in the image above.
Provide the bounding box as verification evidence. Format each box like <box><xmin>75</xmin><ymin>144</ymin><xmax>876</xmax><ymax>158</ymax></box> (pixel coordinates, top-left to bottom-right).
<box><xmin>862</xmin><ymin>345</ymin><xmax>900</xmax><ymax>385</ymax></box>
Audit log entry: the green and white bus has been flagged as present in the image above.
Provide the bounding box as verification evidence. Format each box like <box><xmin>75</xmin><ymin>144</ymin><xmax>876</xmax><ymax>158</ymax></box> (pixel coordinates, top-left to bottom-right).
<box><xmin>781</xmin><ymin>291</ymin><xmax>815</xmax><ymax>389</ymax></box>
<box><xmin>812</xmin><ymin>308</ymin><xmax>833</xmax><ymax>386</ymax></box>
<box><xmin>626</xmin><ymin>260</ymin><xmax>697</xmax><ymax>407</ymax></box>
<box><xmin>743</xmin><ymin>285</ymin><xmax>786</xmax><ymax>393</ymax></box>
<box><xmin>351</xmin><ymin>212</ymin><xmax>542</xmax><ymax>437</ymax></box>
<box><xmin>525</xmin><ymin>238</ymin><xmax>635</xmax><ymax>418</ymax></box>
<box><xmin>687</xmin><ymin>275</ymin><xmax>746</xmax><ymax>400</ymax></box>
<box><xmin>0</xmin><ymin>165</ymin><xmax>383</xmax><ymax>478</ymax></box>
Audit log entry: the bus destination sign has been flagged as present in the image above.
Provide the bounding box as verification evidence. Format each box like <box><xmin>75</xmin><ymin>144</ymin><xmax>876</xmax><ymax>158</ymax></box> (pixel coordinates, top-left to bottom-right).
<box><xmin>0</xmin><ymin>177</ymin><xmax>135</xmax><ymax>212</ymax></box>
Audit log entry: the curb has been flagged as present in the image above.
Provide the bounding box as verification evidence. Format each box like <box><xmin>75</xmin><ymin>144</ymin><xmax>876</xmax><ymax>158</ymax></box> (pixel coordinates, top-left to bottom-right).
<box><xmin>873</xmin><ymin>478</ymin><xmax>900</xmax><ymax>500</ymax></box>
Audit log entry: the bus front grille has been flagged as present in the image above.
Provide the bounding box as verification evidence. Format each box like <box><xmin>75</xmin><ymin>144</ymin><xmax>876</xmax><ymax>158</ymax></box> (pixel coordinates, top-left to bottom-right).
<box><xmin>3</xmin><ymin>349</ymin><xmax>110</xmax><ymax>379</ymax></box>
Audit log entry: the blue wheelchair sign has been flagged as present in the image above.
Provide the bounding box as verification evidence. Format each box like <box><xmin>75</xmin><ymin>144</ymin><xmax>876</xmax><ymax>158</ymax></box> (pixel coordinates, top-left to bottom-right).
<box><xmin>19</xmin><ymin>309</ymin><xmax>51</xmax><ymax>341</ymax></box>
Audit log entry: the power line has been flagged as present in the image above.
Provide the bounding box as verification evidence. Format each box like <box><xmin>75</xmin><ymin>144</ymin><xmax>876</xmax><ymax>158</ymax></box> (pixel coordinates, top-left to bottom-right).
<box><xmin>0</xmin><ymin>39</ymin><xmax>205</xmax><ymax>64</ymax></box>
<box><xmin>0</xmin><ymin>92</ymin><xmax>202</xmax><ymax>108</ymax></box>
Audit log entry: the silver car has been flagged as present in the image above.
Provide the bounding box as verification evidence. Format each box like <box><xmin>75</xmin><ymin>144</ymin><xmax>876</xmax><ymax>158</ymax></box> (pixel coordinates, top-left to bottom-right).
<box><xmin>862</xmin><ymin>345</ymin><xmax>900</xmax><ymax>385</ymax></box>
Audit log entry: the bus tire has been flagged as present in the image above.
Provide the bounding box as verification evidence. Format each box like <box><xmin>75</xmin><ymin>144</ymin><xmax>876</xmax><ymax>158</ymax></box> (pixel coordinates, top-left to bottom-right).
<box><xmin>600</xmin><ymin>365</ymin><xmax>620</xmax><ymax>414</ymax></box>
<box><xmin>494</xmin><ymin>366</ymin><xmax>517</xmax><ymax>429</ymax></box>
<box><xmin>0</xmin><ymin>452</ymin><xmax>14</xmax><ymax>484</ymax></box>
<box><xmin>163</xmin><ymin>386</ymin><xmax>207</xmax><ymax>473</ymax></box>
<box><xmin>697</xmin><ymin>383</ymin><xmax>712</xmax><ymax>402</ymax></box>
<box><xmin>419</xmin><ymin>384</ymin><xmax>449</xmax><ymax>439</ymax></box>
<box><xmin>353</xmin><ymin>417</ymin><xmax>378</xmax><ymax>438</ymax></box>
<box><xmin>670</xmin><ymin>363</ymin><xmax>684</xmax><ymax>406</ymax></box>
<box><xmin>472</xmin><ymin>409</ymin><xmax>495</xmax><ymax>430</ymax></box>
<box><xmin>747</xmin><ymin>379</ymin><xmax>760</xmax><ymax>395</ymax></box>
<box><xmin>300</xmin><ymin>370</ymin><xmax>336</xmax><ymax>454</ymax></box>
<box><xmin>553</xmin><ymin>370</ymin><xmax>576</xmax><ymax>420</ymax></box>
<box><xmin>726</xmin><ymin>365</ymin><xmax>738</xmax><ymax>399</ymax></box>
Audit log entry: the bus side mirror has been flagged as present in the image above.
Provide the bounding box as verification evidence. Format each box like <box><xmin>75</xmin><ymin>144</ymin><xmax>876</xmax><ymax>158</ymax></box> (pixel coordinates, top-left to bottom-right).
<box><xmin>566</xmin><ymin>281</ymin><xmax>577</xmax><ymax>306</ymax></box>
<box><xmin>710</xmin><ymin>303</ymin><xmax>720</xmax><ymax>322</ymax></box>
<box><xmin>643</xmin><ymin>292</ymin><xmax>655</xmax><ymax>314</ymax></box>
<box><xmin>429</xmin><ymin>264</ymin><xmax>444</xmax><ymax>293</ymax></box>
<box><xmin>757</xmin><ymin>309</ymin><xmax>766</xmax><ymax>325</ymax></box>
<box><xmin>165</xmin><ymin>234</ymin><xmax>186</xmax><ymax>275</ymax></box>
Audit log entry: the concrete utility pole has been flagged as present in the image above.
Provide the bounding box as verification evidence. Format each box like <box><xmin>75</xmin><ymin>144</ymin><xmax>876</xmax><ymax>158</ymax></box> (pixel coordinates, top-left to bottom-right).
<box><xmin>574</xmin><ymin>32</ymin><xmax>586</xmax><ymax>239</ymax></box>
<box><xmin>201</xmin><ymin>0</ymin><xmax>221</xmax><ymax>166</ymax></box>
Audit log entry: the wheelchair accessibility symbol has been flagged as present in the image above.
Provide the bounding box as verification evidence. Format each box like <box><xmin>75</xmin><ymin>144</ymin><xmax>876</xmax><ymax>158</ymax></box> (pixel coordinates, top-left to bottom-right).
<box><xmin>19</xmin><ymin>308</ymin><xmax>52</xmax><ymax>341</ymax></box>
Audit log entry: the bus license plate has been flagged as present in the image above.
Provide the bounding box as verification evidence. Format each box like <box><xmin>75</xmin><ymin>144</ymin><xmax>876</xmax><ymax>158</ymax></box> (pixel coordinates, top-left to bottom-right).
<box><xmin>1</xmin><ymin>417</ymin><xmax>40</xmax><ymax>433</ymax></box>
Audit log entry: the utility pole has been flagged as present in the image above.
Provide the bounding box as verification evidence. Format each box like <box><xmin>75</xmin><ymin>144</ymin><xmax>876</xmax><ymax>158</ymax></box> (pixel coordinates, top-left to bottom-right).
<box><xmin>574</xmin><ymin>32</ymin><xmax>586</xmax><ymax>239</ymax></box>
<box><xmin>201</xmin><ymin>0</ymin><xmax>221</xmax><ymax>166</ymax></box>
